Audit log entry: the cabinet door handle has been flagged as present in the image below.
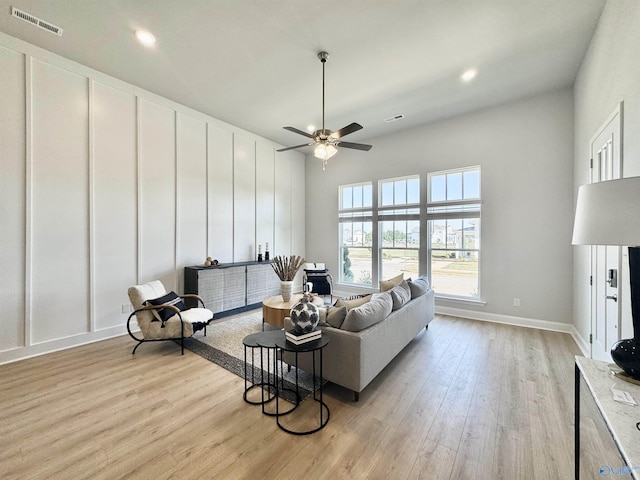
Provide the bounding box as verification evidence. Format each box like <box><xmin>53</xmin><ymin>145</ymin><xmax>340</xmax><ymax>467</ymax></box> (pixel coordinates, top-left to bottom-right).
<box><xmin>606</xmin><ymin>294</ymin><xmax>618</xmax><ymax>302</ymax></box>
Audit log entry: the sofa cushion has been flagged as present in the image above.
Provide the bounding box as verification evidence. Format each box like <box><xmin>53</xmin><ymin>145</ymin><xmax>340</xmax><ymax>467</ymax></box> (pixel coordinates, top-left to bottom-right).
<box><xmin>408</xmin><ymin>275</ymin><xmax>430</xmax><ymax>299</ymax></box>
<box><xmin>379</xmin><ymin>273</ymin><xmax>404</xmax><ymax>292</ymax></box>
<box><xmin>334</xmin><ymin>294</ymin><xmax>372</xmax><ymax>311</ymax></box>
<box><xmin>390</xmin><ymin>280</ymin><xmax>412</xmax><ymax>310</ymax></box>
<box><xmin>325</xmin><ymin>305</ymin><xmax>348</xmax><ymax>329</ymax></box>
<box><xmin>341</xmin><ymin>291</ymin><xmax>393</xmax><ymax>332</ymax></box>
<box><xmin>145</xmin><ymin>291</ymin><xmax>186</xmax><ymax>322</ymax></box>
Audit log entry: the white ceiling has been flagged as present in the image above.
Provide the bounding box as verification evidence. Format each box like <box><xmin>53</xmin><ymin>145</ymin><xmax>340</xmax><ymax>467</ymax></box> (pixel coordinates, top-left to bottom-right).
<box><xmin>0</xmin><ymin>0</ymin><xmax>606</xmax><ymax>149</ymax></box>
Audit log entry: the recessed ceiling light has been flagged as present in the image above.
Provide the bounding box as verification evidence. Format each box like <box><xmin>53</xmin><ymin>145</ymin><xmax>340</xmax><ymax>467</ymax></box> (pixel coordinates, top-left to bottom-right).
<box><xmin>306</xmin><ymin>124</ymin><xmax>316</xmax><ymax>132</ymax></box>
<box><xmin>461</xmin><ymin>69</ymin><xmax>477</xmax><ymax>82</ymax></box>
<box><xmin>135</xmin><ymin>30</ymin><xmax>156</xmax><ymax>47</ymax></box>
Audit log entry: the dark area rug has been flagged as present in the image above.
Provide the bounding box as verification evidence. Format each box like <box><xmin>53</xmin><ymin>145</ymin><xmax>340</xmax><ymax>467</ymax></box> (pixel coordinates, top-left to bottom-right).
<box><xmin>182</xmin><ymin>310</ymin><xmax>322</xmax><ymax>402</ymax></box>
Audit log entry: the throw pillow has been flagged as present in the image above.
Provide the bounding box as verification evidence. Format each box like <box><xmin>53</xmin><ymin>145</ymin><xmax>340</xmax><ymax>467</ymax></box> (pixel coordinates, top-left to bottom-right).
<box><xmin>341</xmin><ymin>291</ymin><xmax>393</xmax><ymax>332</ymax></box>
<box><xmin>145</xmin><ymin>291</ymin><xmax>186</xmax><ymax>323</ymax></box>
<box><xmin>325</xmin><ymin>305</ymin><xmax>348</xmax><ymax>329</ymax></box>
<box><xmin>390</xmin><ymin>280</ymin><xmax>411</xmax><ymax>310</ymax></box>
<box><xmin>408</xmin><ymin>275</ymin><xmax>430</xmax><ymax>299</ymax></box>
<box><xmin>379</xmin><ymin>273</ymin><xmax>404</xmax><ymax>292</ymax></box>
<box><xmin>333</xmin><ymin>294</ymin><xmax>372</xmax><ymax>311</ymax></box>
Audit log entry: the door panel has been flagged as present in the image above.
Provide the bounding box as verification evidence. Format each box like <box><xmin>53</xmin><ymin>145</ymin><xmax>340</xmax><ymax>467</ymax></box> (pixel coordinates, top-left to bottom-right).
<box><xmin>590</xmin><ymin>108</ymin><xmax>622</xmax><ymax>361</ymax></box>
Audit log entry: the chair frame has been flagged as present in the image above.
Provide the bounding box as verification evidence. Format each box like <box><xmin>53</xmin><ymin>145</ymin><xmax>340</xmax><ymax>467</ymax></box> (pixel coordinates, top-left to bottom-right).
<box><xmin>126</xmin><ymin>294</ymin><xmax>211</xmax><ymax>355</ymax></box>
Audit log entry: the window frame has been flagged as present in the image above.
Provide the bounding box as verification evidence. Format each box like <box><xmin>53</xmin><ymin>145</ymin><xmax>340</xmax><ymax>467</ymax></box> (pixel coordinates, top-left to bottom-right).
<box><xmin>427</xmin><ymin>166</ymin><xmax>481</xmax><ymax>300</ymax></box>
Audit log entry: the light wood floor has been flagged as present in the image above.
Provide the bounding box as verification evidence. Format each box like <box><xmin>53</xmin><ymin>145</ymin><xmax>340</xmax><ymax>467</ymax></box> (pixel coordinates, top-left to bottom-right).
<box><xmin>0</xmin><ymin>314</ymin><xmax>624</xmax><ymax>479</ymax></box>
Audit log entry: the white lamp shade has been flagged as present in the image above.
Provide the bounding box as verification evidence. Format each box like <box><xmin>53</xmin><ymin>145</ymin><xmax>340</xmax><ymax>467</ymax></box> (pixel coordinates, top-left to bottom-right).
<box><xmin>572</xmin><ymin>176</ymin><xmax>640</xmax><ymax>247</ymax></box>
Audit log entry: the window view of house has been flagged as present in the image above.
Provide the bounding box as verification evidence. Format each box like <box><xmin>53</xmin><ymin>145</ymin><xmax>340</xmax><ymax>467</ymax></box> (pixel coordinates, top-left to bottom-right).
<box><xmin>379</xmin><ymin>176</ymin><xmax>420</xmax><ymax>281</ymax></box>
<box><xmin>339</xmin><ymin>182</ymin><xmax>373</xmax><ymax>285</ymax></box>
<box><xmin>427</xmin><ymin>166</ymin><xmax>481</xmax><ymax>298</ymax></box>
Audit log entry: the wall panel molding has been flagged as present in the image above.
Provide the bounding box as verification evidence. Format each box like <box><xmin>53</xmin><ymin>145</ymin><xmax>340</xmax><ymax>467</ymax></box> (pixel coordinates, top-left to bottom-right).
<box><xmin>0</xmin><ymin>33</ymin><xmax>304</xmax><ymax>363</ymax></box>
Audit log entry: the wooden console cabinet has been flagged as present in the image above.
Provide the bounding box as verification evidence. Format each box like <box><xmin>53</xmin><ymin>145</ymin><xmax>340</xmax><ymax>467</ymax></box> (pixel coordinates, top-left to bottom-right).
<box><xmin>184</xmin><ymin>262</ymin><xmax>281</xmax><ymax>317</ymax></box>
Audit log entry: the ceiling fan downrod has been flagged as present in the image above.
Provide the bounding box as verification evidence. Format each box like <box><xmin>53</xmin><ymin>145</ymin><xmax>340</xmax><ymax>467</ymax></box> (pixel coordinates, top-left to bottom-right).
<box><xmin>318</xmin><ymin>51</ymin><xmax>328</xmax><ymax>133</ymax></box>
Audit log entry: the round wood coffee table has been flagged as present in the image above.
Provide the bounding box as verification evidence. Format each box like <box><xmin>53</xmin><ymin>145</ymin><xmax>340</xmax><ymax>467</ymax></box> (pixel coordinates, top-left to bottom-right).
<box><xmin>262</xmin><ymin>294</ymin><xmax>324</xmax><ymax>328</ymax></box>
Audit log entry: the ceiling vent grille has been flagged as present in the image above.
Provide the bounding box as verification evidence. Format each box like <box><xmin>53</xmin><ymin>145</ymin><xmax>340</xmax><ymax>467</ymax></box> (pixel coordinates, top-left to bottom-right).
<box><xmin>384</xmin><ymin>114</ymin><xmax>405</xmax><ymax>123</ymax></box>
<box><xmin>11</xmin><ymin>7</ymin><xmax>63</xmax><ymax>36</ymax></box>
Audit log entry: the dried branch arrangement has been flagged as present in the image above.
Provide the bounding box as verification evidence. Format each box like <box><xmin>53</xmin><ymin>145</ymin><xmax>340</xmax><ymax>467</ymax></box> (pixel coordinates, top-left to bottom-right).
<box><xmin>271</xmin><ymin>255</ymin><xmax>305</xmax><ymax>281</ymax></box>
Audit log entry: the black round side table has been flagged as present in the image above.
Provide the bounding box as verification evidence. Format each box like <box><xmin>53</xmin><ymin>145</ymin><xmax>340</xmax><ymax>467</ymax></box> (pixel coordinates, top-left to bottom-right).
<box><xmin>274</xmin><ymin>335</ymin><xmax>330</xmax><ymax>435</ymax></box>
<box><xmin>242</xmin><ymin>332</ymin><xmax>276</xmax><ymax>406</ymax></box>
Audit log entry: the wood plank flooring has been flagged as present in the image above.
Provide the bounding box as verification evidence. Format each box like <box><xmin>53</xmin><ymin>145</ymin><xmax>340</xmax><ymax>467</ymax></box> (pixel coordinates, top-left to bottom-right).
<box><xmin>0</xmin><ymin>314</ymin><xmax>625</xmax><ymax>479</ymax></box>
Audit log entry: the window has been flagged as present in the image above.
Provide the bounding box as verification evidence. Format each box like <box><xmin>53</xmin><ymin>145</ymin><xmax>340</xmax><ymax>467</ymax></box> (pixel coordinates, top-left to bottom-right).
<box><xmin>427</xmin><ymin>166</ymin><xmax>481</xmax><ymax>298</ymax></box>
<box><xmin>379</xmin><ymin>176</ymin><xmax>420</xmax><ymax>281</ymax></box>
<box><xmin>339</xmin><ymin>182</ymin><xmax>373</xmax><ymax>285</ymax></box>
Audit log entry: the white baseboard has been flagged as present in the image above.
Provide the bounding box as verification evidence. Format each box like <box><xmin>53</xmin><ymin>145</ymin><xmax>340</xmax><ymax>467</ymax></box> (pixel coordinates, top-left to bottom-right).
<box><xmin>436</xmin><ymin>306</ymin><xmax>590</xmax><ymax>356</ymax></box>
<box><xmin>0</xmin><ymin>325</ymin><xmax>129</xmax><ymax>365</ymax></box>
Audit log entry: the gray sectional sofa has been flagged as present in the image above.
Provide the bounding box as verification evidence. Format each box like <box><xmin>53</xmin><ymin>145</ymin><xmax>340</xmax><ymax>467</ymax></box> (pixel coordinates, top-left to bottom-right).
<box><xmin>284</xmin><ymin>275</ymin><xmax>435</xmax><ymax>401</ymax></box>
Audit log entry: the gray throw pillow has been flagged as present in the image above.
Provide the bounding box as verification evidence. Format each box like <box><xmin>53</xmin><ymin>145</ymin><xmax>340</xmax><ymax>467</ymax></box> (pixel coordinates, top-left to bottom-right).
<box><xmin>341</xmin><ymin>292</ymin><xmax>393</xmax><ymax>332</ymax></box>
<box><xmin>325</xmin><ymin>305</ymin><xmax>348</xmax><ymax>328</ymax></box>
<box><xmin>390</xmin><ymin>280</ymin><xmax>411</xmax><ymax>310</ymax></box>
<box><xmin>408</xmin><ymin>275</ymin><xmax>430</xmax><ymax>298</ymax></box>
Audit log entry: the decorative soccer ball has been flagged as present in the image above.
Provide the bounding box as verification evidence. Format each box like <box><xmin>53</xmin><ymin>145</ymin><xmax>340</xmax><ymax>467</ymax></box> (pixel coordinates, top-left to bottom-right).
<box><xmin>290</xmin><ymin>297</ymin><xmax>320</xmax><ymax>334</ymax></box>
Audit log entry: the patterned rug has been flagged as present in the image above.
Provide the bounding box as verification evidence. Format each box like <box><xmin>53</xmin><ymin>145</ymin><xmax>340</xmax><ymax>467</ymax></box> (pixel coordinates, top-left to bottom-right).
<box><xmin>182</xmin><ymin>310</ymin><xmax>321</xmax><ymax>402</ymax></box>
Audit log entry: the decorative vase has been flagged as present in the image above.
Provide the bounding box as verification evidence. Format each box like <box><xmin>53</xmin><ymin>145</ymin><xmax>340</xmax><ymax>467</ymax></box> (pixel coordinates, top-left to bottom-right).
<box><xmin>290</xmin><ymin>296</ymin><xmax>320</xmax><ymax>334</ymax></box>
<box><xmin>280</xmin><ymin>280</ymin><xmax>293</xmax><ymax>302</ymax></box>
<box><xmin>611</xmin><ymin>247</ymin><xmax>640</xmax><ymax>378</ymax></box>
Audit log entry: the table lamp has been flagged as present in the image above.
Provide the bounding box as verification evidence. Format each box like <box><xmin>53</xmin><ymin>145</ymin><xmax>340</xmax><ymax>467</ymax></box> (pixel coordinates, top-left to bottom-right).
<box><xmin>572</xmin><ymin>176</ymin><xmax>640</xmax><ymax>378</ymax></box>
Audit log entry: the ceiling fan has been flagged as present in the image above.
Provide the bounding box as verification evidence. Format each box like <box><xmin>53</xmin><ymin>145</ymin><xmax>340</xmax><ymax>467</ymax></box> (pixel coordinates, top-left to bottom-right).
<box><xmin>277</xmin><ymin>51</ymin><xmax>372</xmax><ymax>170</ymax></box>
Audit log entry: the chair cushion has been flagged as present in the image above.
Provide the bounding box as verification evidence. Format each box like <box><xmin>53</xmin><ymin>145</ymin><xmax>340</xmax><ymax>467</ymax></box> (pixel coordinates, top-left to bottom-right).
<box><xmin>176</xmin><ymin>307</ymin><xmax>213</xmax><ymax>324</ymax></box>
<box><xmin>145</xmin><ymin>291</ymin><xmax>186</xmax><ymax>322</ymax></box>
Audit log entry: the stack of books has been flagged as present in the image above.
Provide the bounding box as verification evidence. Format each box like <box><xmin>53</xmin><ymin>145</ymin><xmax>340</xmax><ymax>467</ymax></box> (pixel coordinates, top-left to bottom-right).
<box><xmin>285</xmin><ymin>328</ymin><xmax>322</xmax><ymax>345</ymax></box>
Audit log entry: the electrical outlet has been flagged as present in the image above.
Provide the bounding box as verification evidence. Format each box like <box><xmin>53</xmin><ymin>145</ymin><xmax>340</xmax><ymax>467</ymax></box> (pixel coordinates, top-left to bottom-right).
<box><xmin>513</xmin><ymin>298</ymin><xmax>521</xmax><ymax>307</ymax></box>
<box><xmin>121</xmin><ymin>304</ymin><xmax>131</xmax><ymax>314</ymax></box>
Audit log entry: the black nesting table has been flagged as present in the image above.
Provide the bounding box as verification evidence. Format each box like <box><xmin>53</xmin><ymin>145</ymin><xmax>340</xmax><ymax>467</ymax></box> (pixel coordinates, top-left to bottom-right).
<box><xmin>274</xmin><ymin>335</ymin><xmax>330</xmax><ymax>435</ymax></box>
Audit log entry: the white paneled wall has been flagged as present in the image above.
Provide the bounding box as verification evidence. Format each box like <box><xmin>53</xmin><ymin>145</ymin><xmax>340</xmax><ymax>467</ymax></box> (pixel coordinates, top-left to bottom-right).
<box><xmin>31</xmin><ymin>59</ymin><xmax>90</xmax><ymax>344</ymax></box>
<box><xmin>233</xmin><ymin>133</ymin><xmax>256</xmax><ymax>262</ymax></box>
<box><xmin>176</xmin><ymin>113</ymin><xmax>208</xmax><ymax>293</ymax></box>
<box><xmin>275</xmin><ymin>151</ymin><xmax>293</xmax><ymax>256</ymax></box>
<box><xmin>256</xmin><ymin>142</ymin><xmax>275</xmax><ymax>258</ymax></box>
<box><xmin>0</xmin><ymin>46</ymin><xmax>26</xmax><ymax>351</ymax></box>
<box><xmin>92</xmin><ymin>82</ymin><xmax>137</xmax><ymax>331</ymax></box>
<box><xmin>138</xmin><ymin>99</ymin><xmax>177</xmax><ymax>289</ymax></box>
<box><xmin>0</xmin><ymin>33</ymin><xmax>304</xmax><ymax>364</ymax></box>
<box><xmin>207</xmin><ymin>124</ymin><xmax>234</xmax><ymax>263</ymax></box>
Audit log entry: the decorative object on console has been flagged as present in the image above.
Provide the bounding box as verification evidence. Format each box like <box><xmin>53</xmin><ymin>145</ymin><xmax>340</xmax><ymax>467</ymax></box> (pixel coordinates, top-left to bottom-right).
<box><xmin>257</xmin><ymin>245</ymin><xmax>263</xmax><ymax>262</ymax></box>
<box><xmin>289</xmin><ymin>296</ymin><xmax>320</xmax><ymax>334</ymax></box>
<box><xmin>572</xmin><ymin>176</ymin><xmax>640</xmax><ymax>379</ymax></box>
<box><xmin>271</xmin><ymin>255</ymin><xmax>305</xmax><ymax>302</ymax></box>
<box><xmin>265</xmin><ymin>242</ymin><xmax>270</xmax><ymax>261</ymax></box>
<box><xmin>204</xmin><ymin>256</ymin><xmax>219</xmax><ymax>267</ymax></box>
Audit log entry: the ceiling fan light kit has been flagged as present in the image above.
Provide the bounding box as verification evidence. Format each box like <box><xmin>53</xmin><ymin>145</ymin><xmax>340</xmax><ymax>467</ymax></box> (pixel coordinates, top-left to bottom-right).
<box><xmin>277</xmin><ymin>51</ymin><xmax>372</xmax><ymax>171</ymax></box>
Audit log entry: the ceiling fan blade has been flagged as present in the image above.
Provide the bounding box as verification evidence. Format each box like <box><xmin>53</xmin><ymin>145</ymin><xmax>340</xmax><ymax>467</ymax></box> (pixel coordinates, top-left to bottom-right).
<box><xmin>336</xmin><ymin>141</ymin><xmax>372</xmax><ymax>151</ymax></box>
<box><xmin>276</xmin><ymin>142</ymin><xmax>313</xmax><ymax>152</ymax></box>
<box><xmin>283</xmin><ymin>126</ymin><xmax>313</xmax><ymax>138</ymax></box>
<box><xmin>329</xmin><ymin>122</ymin><xmax>363</xmax><ymax>139</ymax></box>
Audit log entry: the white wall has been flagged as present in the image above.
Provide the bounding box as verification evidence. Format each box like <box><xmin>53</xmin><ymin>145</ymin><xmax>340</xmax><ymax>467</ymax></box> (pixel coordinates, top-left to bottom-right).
<box><xmin>305</xmin><ymin>87</ymin><xmax>575</xmax><ymax>328</ymax></box>
<box><xmin>573</xmin><ymin>0</ymin><xmax>640</xmax><ymax>351</ymax></box>
<box><xmin>0</xmin><ymin>32</ymin><xmax>304</xmax><ymax>364</ymax></box>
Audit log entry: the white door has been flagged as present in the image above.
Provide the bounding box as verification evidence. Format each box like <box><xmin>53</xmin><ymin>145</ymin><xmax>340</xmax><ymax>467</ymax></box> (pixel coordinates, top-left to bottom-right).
<box><xmin>590</xmin><ymin>107</ymin><xmax>622</xmax><ymax>361</ymax></box>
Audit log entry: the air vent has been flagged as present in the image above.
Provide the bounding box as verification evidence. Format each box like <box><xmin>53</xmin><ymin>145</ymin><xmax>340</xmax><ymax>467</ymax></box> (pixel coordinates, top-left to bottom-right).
<box><xmin>384</xmin><ymin>114</ymin><xmax>405</xmax><ymax>123</ymax></box>
<box><xmin>11</xmin><ymin>7</ymin><xmax>63</xmax><ymax>36</ymax></box>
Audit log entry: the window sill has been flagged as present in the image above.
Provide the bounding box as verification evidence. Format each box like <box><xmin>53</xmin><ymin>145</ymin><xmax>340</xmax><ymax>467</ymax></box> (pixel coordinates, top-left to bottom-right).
<box><xmin>435</xmin><ymin>295</ymin><xmax>486</xmax><ymax>306</ymax></box>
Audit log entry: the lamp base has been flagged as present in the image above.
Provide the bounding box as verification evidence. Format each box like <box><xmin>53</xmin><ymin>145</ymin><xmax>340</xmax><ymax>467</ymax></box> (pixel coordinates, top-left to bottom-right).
<box><xmin>611</xmin><ymin>338</ymin><xmax>640</xmax><ymax>380</ymax></box>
